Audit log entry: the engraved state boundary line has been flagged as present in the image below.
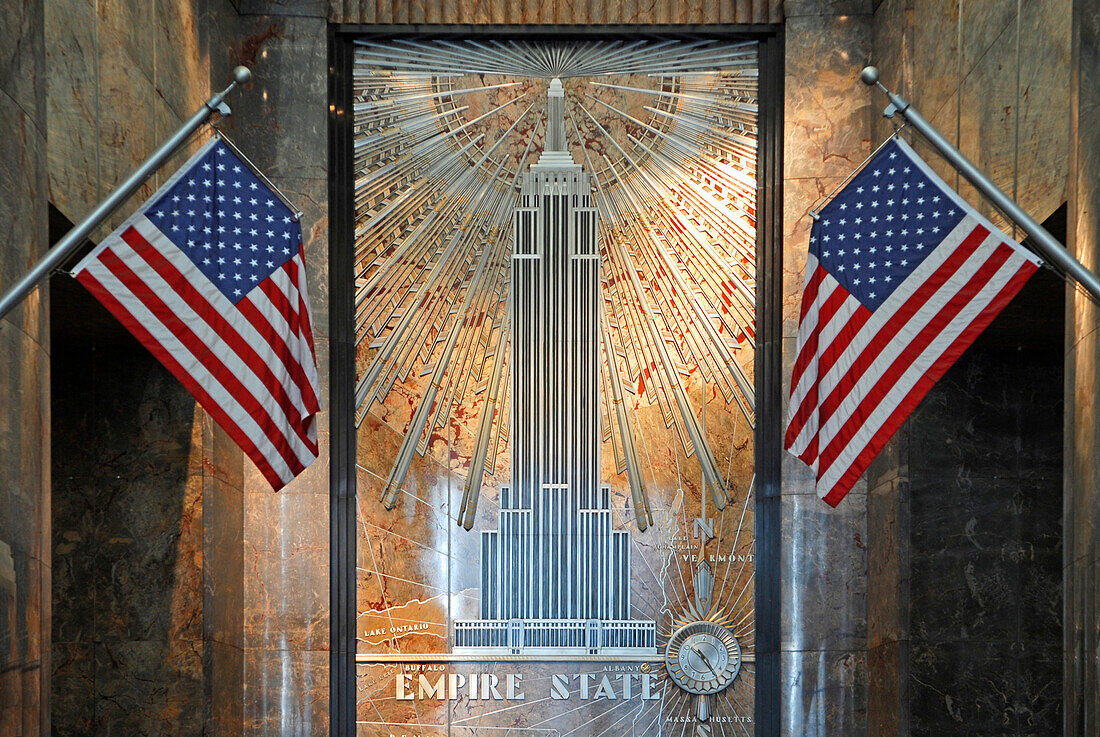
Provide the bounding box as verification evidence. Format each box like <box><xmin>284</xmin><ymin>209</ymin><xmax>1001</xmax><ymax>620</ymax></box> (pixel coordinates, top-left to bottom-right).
<box><xmin>355</xmin><ymin>653</ymin><xmax>756</xmax><ymax>663</ymax></box>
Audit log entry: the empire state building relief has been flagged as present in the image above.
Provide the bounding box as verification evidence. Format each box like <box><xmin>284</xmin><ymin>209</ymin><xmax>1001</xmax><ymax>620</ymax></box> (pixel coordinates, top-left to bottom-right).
<box><xmin>352</xmin><ymin>37</ymin><xmax>759</xmax><ymax>734</ymax></box>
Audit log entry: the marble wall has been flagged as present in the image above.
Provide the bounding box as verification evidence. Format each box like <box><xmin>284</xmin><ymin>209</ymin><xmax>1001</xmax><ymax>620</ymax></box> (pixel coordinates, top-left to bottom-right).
<box><xmin>865</xmin><ymin>268</ymin><xmax>1065</xmax><ymax>736</ymax></box>
<box><xmin>0</xmin><ymin>0</ymin><xmax>50</xmax><ymax>735</ymax></box>
<box><xmin>45</xmin><ymin>1</ymin><xmax>248</xmax><ymax>735</ymax></box>
<box><xmin>1065</xmin><ymin>2</ymin><xmax>1100</xmax><ymax>735</ymax></box>
<box><xmin>868</xmin><ymin>0</ymin><xmax>1071</xmax><ymax>734</ymax></box>
<box><xmin>781</xmin><ymin>2</ymin><xmax>874</xmax><ymax>735</ymax></box>
<box><xmin>230</xmin><ymin>6</ymin><xmax>332</xmax><ymax>734</ymax></box>
<box><xmin>38</xmin><ymin>1</ymin><xmax>1058</xmax><ymax>735</ymax></box>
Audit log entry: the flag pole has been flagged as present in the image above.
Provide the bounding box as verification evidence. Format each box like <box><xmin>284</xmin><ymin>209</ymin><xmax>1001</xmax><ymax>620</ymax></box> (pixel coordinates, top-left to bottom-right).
<box><xmin>0</xmin><ymin>65</ymin><xmax>253</xmax><ymax>322</ymax></box>
<box><xmin>860</xmin><ymin>65</ymin><xmax>1100</xmax><ymax>302</ymax></box>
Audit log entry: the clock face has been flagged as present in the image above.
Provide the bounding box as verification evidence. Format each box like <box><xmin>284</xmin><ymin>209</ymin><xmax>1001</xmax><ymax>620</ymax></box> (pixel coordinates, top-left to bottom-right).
<box><xmin>665</xmin><ymin>622</ymin><xmax>743</xmax><ymax>695</ymax></box>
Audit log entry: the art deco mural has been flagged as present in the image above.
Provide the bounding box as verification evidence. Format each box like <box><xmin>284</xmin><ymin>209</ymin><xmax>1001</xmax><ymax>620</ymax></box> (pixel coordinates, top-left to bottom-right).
<box><xmin>352</xmin><ymin>37</ymin><xmax>759</xmax><ymax>735</ymax></box>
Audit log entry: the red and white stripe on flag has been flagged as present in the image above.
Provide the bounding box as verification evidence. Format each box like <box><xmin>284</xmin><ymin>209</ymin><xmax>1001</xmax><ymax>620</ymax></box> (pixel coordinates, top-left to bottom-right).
<box><xmin>784</xmin><ymin>138</ymin><xmax>1040</xmax><ymax>506</ymax></box>
<box><xmin>72</xmin><ymin>137</ymin><xmax>321</xmax><ymax>490</ymax></box>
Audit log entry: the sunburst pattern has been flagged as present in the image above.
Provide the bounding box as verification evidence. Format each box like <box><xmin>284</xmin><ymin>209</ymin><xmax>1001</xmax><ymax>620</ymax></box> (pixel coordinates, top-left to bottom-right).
<box><xmin>352</xmin><ymin>38</ymin><xmax>758</xmax><ymax>529</ymax></box>
<box><xmin>353</xmin><ymin>37</ymin><xmax>759</xmax><ymax>735</ymax></box>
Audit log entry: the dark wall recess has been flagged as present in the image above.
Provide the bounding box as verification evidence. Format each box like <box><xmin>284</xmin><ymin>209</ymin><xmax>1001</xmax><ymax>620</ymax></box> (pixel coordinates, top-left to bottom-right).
<box><xmin>866</xmin><ymin>205</ymin><xmax>1066</xmax><ymax>736</ymax></box>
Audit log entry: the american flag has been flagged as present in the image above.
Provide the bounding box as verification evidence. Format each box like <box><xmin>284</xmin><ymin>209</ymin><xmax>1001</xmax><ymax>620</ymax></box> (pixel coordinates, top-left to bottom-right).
<box><xmin>73</xmin><ymin>137</ymin><xmax>320</xmax><ymax>490</ymax></box>
<box><xmin>785</xmin><ymin>138</ymin><xmax>1040</xmax><ymax>506</ymax></box>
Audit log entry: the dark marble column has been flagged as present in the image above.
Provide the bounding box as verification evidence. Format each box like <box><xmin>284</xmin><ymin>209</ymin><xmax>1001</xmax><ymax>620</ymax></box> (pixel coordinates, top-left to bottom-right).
<box><xmin>0</xmin><ymin>1</ymin><xmax>49</xmax><ymax>735</ymax></box>
<box><xmin>1066</xmin><ymin>2</ymin><xmax>1100</xmax><ymax>734</ymax></box>
<box><xmin>867</xmin><ymin>270</ymin><xmax>1065</xmax><ymax>736</ymax></box>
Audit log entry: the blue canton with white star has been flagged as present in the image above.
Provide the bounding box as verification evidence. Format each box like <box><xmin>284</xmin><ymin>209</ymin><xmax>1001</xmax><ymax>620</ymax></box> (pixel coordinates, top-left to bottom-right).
<box><xmin>809</xmin><ymin>139</ymin><xmax>965</xmax><ymax>311</ymax></box>
<box><xmin>146</xmin><ymin>140</ymin><xmax>300</xmax><ymax>304</ymax></box>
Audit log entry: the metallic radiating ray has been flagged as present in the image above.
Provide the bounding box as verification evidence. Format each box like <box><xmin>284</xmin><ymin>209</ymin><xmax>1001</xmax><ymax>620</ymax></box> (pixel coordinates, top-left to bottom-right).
<box><xmin>353</xmin><ymin>38</ymin><xmax>756</xmax><ymax>79</ymax></box>
<box><xmin>352</xmin><ymin>39</ymin><xmax>758</xmax><ymax>529</ymax></box>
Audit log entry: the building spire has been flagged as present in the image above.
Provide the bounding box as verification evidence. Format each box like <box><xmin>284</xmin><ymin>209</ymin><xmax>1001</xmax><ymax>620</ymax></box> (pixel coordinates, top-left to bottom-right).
<box><xmin>534</xmin><ymin>78</ymin><xmax>578</xmax><ymax>169</ymax></box>
<box><xmin>546</xmin><ymin>78</ymin><xmax>565</xmax><ymax>151</ymax></box>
